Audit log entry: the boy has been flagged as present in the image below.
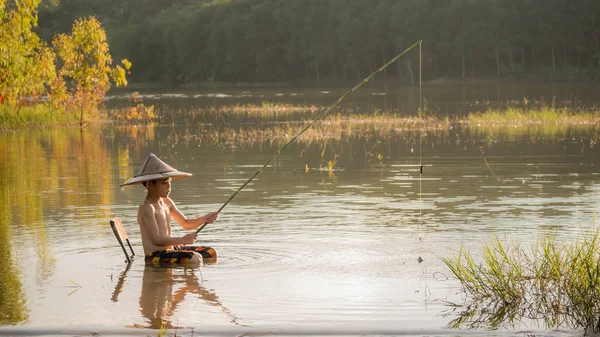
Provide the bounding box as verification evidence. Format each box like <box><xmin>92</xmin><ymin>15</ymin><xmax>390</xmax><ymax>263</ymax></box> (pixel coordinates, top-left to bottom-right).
<box><xmin>122</xmin><ymin>153</ymin><xmax>218</xmax><ymax>267</ymax></box>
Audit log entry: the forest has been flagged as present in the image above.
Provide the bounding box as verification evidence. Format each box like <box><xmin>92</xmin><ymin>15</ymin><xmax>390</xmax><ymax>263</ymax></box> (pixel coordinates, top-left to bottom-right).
<box><xmin>32</xmin><ymin>0</ymin><xmax>600</xmax><ymax>86</ymax></box>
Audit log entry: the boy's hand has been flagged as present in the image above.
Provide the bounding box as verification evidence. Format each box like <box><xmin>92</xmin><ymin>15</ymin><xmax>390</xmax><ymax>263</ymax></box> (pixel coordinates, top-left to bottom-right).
<box><xmin>204</xmin><ymin>212</ymin><xmax>219</xmax><ymax>224</ymax></box>
<box><xmin>182</xmin><ymin>233</ymin><xmax>198</xmax><ymax>244</ymax></box>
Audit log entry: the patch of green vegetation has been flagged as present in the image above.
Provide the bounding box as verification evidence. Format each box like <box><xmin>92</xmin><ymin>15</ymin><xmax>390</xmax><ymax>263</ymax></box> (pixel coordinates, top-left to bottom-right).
<box><xmin>441</xmin><ymin>227</ymin><xmax>600</xmax><ymax>333</ymax></box>
<box><xmin>469</xmin><ymin>107</ymin><xmax>600</xmax><ymax>125</ymax></box>
<box><xmin>212</xmin><ymin>102</ymin><xmax>322</xmax><ymax>113</ymax></box>
<box><xmin>157</xmin><ymin>321</ymin><xmax>168</xmax><ymax>337</ymax></box>
<box><xmin>0</xmin><ymin>104</ymin><xmax>79</xmax><ymax>129</ymax></box>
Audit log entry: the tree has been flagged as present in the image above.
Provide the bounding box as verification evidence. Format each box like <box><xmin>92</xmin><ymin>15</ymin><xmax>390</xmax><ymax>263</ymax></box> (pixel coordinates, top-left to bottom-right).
<box><xmin>34</xmin><ymin>0</ymin><xmax>600</xmax><ymax>84</ymax></box>
<box><xmin>51</xmin><ymin>16</ymin><xmax>130</xmax><ymax>125</ymax></box>
<box><xmin>0</xmin><ymin>0</ymin><xmax>55</xmax><ymax>113</ymax></box>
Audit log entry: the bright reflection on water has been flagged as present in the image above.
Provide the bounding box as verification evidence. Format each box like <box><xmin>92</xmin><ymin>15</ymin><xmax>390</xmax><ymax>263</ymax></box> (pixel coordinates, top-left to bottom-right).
<box><xmin>1</xmin><ymin>93</ymin><xmax>599</xmax><ymax>336</ymax></box>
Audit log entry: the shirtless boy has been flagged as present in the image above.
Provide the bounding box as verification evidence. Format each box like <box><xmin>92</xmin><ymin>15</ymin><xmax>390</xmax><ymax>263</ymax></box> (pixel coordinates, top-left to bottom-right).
<box><xmin>122</xmin><ymin>153</ymin><xmax>218</xmax><ymax>267</ymax></box>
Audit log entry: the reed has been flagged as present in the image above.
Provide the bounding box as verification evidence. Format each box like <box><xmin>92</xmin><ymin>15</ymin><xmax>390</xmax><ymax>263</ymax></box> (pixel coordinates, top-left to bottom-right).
<box><xmin>108</xmin><ymin>104</ymin><xmax>156</xmax><ymax>124</ymax></box>
<box><xmin>192</xmin><ymin>112</ymin><xmax>438</xmax><ymax>146</ymax></box>
<box><xmin>157</xmin><ymin>321</ymin><xmax>168</xmax><ymax>337</ymax></box>
<box><xmin>177</xmin><ymin>111</ymin><xmax>600</xmax><ymax>151</ymax></box>
<box><xmin>166</xmin><ymin>103</ymin><xmax>600</xmax><ymax>128</ymax></box>
<box><xmin>441</xmin><ymin>227</ymin><xmax>600</xmax><ymax>332</ymax></box>
<box><xmin>317</xmin><ymin>139</ymin><xmax>340</xmax><ymax>177</ymax></box>
<box><xmin>219</xmin><ymin>101</ymin><xmax>322</xmax><ymax>113</ymax></box>
<box><xmin>468</xmin><ymin>107</ymin><xmax>600</xmax><ymax>126</ymax></box>
<box><xmin>0</xmin><ymin>104</ymin><xmax>78</xmax><ymax>129</ymax></box>
<box><xmin>106</xmin><ymin>91</ymin><xmax>158</xmax><ymax>124</ymax></box>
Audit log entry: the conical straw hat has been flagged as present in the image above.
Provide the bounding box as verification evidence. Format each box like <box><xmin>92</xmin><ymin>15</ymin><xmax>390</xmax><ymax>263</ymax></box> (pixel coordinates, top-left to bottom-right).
<box><xmin>121</xmin><ymin>153</ymin><xmax>192</xmax><ymax>186</ymax></box>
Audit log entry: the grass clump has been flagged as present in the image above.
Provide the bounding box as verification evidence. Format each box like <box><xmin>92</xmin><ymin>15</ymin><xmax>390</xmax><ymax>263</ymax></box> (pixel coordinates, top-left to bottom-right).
<box><xmin>442</xmin><ymin>227</ymin><xmax>600</xmax><ymax>333</ymax></box>
<box><xmin>107</xmin><ymin>92</ymin><xmax>157</xmax><ymax>124</ymax></box>
<box><xmin>0</xmin><ymin>104</ymin><xmax>79</xmax><ymax>129</ymax></box>
<box><xmin>157</xmin><ymin>321</ymin><xmax>168</xmax><ymax>337</ymax></box>
<box><xmin>469</xmin><ymin>107</ymin><xmax>600</xmax><ymax>126</ymax></box>
<box><xmin>214</xmin><ymin>102</ymin><xmax>322</xmax><ymax>114</ymax></box>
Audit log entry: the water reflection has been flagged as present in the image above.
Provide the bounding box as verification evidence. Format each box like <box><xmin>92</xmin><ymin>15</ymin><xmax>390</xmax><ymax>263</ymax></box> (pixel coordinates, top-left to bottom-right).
<box><xmin>110</xmin><ymin>263</ymin><xmax>132</xmax><ymax>303</ymax></box>
<box><xmin>134</xmin><ymin>266</ymin><xmax>244</xmax><ymax>329</ymax></box>
<box><xmin>0</xmin><ymin>198</ymin><xmax>28</xmax><ymax>325</ymax></box>
<box><xmin>0</xmin><ymin>131</ymin><xmax>55</xmax><ymax>284</ymax></box>
<box><xmin>0</xmin><ymin>127</ymin><xmax>125</xmax><ymax>325</ymax></box>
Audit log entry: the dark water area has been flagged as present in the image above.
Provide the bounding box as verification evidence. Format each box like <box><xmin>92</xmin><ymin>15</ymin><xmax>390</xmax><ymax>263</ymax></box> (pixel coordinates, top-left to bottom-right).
<box><xmin>1</xmin><ymin>83</ymin><xmax>599</xmax><ymax>336</ymax></box>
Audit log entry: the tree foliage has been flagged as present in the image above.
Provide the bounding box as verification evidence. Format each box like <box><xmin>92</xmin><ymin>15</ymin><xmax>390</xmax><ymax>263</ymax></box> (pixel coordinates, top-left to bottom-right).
<box><xmin>1</xmin><ymin>0</ymin><xmax>129</xmax><ymax>123</ymax></box>
<box><xmin>52</xmin><ymin>16</ymin><xmax>130</xmax><ymax>123</ymax></box>
<box><xmin>36</xmin><ymin>0</ymin><xmax>600</xmax><ymax>85</ymax></box>
<box><xmin>0</xmin><ymin>0</ymin><xmax>55</xmax><ymax>112</ymax></box>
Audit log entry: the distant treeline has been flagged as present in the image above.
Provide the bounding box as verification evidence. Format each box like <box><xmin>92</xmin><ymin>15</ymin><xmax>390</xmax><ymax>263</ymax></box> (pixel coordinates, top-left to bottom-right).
<box><xmin>37</xmin><ymin>0</ymin><xmax>600</xmax><ymax>86</ymax></box>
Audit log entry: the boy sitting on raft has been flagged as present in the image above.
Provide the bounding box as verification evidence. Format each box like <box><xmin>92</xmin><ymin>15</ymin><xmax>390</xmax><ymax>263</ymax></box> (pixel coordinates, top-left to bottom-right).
<box><xmin>122</xmin><ymin>153</ymin><xmax>218</xmax><ymax>267</ymax></box>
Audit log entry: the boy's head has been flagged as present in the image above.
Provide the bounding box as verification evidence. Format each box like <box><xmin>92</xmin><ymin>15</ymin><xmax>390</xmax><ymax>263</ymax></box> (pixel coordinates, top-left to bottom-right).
<box><xmin>143</xmin><ymin>177</ymin><xmax>172</xmax><ymax>198</ymax></box>
<box><xmin>121</xmin><ymin>153</ymin><xmax>191</xmax><ymax>187</ymax></box>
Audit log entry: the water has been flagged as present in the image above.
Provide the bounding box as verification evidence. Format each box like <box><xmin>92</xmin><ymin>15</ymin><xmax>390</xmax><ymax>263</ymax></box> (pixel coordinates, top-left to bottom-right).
<box><xmin>1</xmin><ymin>84</ymin><xmax>599</xmax><ymax>336</ymax></box>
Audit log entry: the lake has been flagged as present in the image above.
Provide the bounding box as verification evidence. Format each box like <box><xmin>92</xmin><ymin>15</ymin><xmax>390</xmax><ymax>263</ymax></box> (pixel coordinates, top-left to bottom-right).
<box><xmin>1</xmin><ymin>83</ymin><xmax>599</xmax><ymax>336</ymax></box>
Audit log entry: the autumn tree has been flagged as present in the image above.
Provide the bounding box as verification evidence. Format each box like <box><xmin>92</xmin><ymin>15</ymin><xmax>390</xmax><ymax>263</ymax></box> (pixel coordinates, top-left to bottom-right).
<box><xmin>51</xmin><ymin>16</ymin><xmax>130</xmax><ymax>125</ymax></box>
<box><xmin>0</xmin><ymin>0</ymin><xmax>55</xmax><ymax>113</ymax></box>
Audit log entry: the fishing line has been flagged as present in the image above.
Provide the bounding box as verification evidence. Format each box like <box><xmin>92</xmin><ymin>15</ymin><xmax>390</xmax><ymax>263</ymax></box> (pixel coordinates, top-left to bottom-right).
<box><xmin>197</xmin><ymin>40</ymin><xmax>422</xmax><ymax>233</ymax></box>
<box><xmin>418</xmin><ymin>40</ymin><xmax>423</xmax><ymax>241</ymax></box>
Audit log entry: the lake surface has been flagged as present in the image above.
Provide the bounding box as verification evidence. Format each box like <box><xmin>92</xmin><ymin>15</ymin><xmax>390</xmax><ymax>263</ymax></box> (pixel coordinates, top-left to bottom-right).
<box><xmin>2</xmin><ymin>84</ymin><xmax>599</xmax><ymax>336</ymax></box>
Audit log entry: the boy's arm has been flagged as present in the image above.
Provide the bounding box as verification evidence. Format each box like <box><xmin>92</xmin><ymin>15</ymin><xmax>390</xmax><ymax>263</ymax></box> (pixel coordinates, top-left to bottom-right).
<box><xmin>165</xmin><ymin>197</ymin><xmax>218</xmax><ymax>230</ymax></box>
<box><xmin>141</xmin><ymin>203</ymin><xmax>196</xmax><ymax>245</ymax></box>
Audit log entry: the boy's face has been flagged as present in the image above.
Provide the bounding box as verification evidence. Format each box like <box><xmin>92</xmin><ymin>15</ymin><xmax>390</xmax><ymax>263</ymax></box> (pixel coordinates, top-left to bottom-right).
<box><xmin>148</xmin><ymin>178</ymin><xmax>171</xmax><ymax>198</ymax></box>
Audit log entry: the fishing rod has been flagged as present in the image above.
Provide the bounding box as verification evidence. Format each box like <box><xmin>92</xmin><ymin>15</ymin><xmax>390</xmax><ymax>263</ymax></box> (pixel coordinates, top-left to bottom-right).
<box><xmin>197</xmin><ymin>39</ymin><xmax>423</xmax><ymax>233</ymax></box>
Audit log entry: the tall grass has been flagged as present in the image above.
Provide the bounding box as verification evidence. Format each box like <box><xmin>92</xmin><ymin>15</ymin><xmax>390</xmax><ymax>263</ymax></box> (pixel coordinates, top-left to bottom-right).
<box><xmin>157</xmin><ymin>321</ymin><xmax>168</xmax><ymax>337</ymax></box>
<box><xmin>208</xmin><ymin>102</ymin><xmax>322</xmax><ymax>114</ymax></box>
<box><xmin>0</xmin><ymin>104</ymin><xmax>79</xmax><ymax>129</ymax></box>
<box><xmin>441</xmin><ymin>227</ymin><xmax>600</xmax><ymax>332</ymax></box>
<box><xmin>469</xmin><ymin>107</ymin><xmax>600</xmax><ymax>126</ymax></box>
<box><xmin>5</xmin><ymin>101</ymin><xmax>600</xmax><ymax>131</ymax></box>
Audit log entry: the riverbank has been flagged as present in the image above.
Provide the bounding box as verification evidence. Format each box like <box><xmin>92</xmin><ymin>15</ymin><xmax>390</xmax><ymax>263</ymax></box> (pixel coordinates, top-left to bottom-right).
<box><xmin>0</xmin><ymin>104</ymin><xmax>80</xmax><ymax>130</ymax></box>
